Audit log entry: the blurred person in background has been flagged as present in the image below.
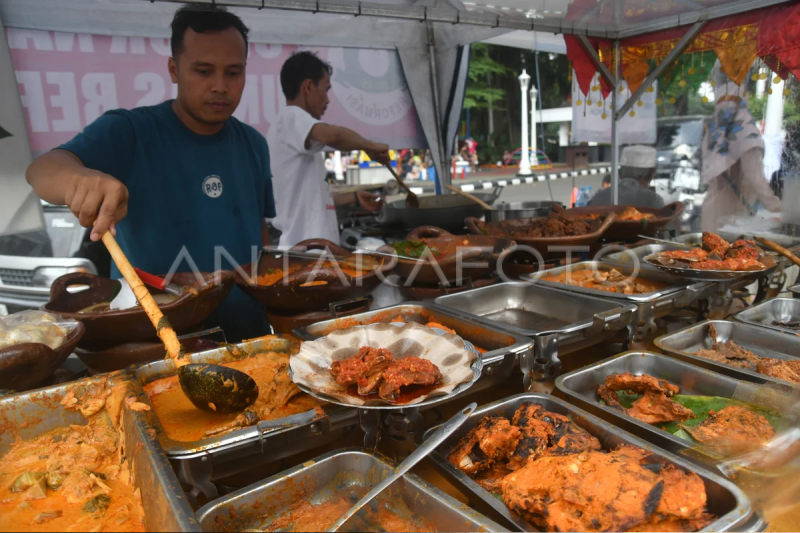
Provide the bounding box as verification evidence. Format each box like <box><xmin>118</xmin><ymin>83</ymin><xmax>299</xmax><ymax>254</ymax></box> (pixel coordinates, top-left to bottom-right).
<box><xmin>700</xmin><ymin>61</ymin><xmax>781</xmax><ymax>232</ymax></box>
<box><xmin>589</xmin><ymin>146</ymin><xmax>664</xmax><ymax>208</ymax></box>
<box><xmin>601</xmin><ymin>174</ymin><xmax>611</xmax><ymax>190</ymax></box>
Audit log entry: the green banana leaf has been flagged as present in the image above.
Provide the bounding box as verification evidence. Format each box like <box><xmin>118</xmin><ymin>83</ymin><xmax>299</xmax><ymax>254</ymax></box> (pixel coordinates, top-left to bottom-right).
<box><xmin>607</xmin><ymin>392</ymin><xmax>782</xmax><ymax>442</ymax></box>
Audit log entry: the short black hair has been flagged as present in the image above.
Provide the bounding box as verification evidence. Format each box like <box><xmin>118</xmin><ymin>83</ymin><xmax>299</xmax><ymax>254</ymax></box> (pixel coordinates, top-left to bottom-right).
<box><xmin>602</xmin><ymin>174</ymin><xmax>612</xmax><ymax>185</ymax></box>
<box><xmin>280</xmin><ymin>52</ymin><xmax>333</xmax><ymax>100</ymax></box>
<box><xmin>171</xmin><ymin>4</ymin><xmax>250</xmax><ymax>57</ymax></box>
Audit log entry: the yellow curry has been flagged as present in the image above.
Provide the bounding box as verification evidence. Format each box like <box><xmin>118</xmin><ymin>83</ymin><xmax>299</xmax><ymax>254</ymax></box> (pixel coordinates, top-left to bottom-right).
<box><xmin>0</xmin><ymin>382</ymin><xmax>147</xmax><ymax>532</ymax></box>
<box><xmin>144</xmin><ymin>352</ymin><xmax>322</xmax><ymax>442</ymax></box>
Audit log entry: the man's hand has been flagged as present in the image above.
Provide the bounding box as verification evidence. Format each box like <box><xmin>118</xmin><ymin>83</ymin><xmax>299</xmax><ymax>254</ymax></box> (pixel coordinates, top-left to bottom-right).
<box><xmin>64</xmin><ymin>171</ymin><xmax>129</xmax><ymax>241</ymax></box>
<box><xmin>366</xmin><ymin>143</ymin><xmax>391</xmax><ymax>166</ymax></box>
<box><xmin>357</xmin><ymin>190</ymin><xmax>384</xmax><ymax>212</ymax></box>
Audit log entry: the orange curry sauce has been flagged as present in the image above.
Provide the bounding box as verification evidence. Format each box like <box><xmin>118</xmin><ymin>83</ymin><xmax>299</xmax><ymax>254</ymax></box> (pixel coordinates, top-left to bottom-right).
<box><xmin>541</xmin><ymin>269</ymin><xmax>666</xmax><ymax>294</ymax></box>
<box><xmin>0</xmin><ymin>416</ymin><xmax>145</xmax><ymax>532</ymax></box>
<box><xmin>257</xmin><ymin>262</ymin><xmax>370</xmax><ymax>287</ymax></box>
<box><xmin>143</xmin><ymin>353</ymin><xmax>321</xmax><ymax>442</ymax></box>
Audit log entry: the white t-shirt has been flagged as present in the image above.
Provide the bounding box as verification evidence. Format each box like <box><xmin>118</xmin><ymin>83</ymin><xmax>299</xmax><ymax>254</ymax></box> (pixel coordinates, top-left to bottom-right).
<box><xmin>267</xmin><ymin>106</ymin><xmax>339</xmax><ymax>249</ymax></box>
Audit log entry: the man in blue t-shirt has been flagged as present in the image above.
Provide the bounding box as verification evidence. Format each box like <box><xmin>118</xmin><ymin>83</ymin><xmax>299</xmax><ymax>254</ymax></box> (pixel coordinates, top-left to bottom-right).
<box><xmin>26</xmin><ymin>5</ymin><xmax>273</xmax><ymax>341</ymax></box>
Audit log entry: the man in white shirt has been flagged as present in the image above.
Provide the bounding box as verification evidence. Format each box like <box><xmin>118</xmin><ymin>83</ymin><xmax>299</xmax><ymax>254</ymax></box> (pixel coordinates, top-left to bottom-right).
<box><xmin>268</xmin><ymin>52</ymin><xmax>390</xmax><ymax>249</ymax></box>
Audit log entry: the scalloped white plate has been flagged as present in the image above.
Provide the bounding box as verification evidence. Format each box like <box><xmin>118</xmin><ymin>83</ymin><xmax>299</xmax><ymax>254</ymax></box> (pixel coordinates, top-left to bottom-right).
<box><xmin>289</xmin><ymin>322</ymin><xmax>481</xmax><ymax>408</ymax></box>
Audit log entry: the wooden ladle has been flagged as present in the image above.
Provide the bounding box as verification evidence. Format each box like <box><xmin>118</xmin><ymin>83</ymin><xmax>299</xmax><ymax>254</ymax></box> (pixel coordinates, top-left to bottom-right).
<box><xmin>754</xmin><ymin>236</ymin><xmax>800</xmax><ymax>268</ymax></box>
<box><xmin>445</xmin><ymin>184</ymin><xmax>493</xmax><ymax>210</ymax></box>
<box><xmin>385</xmin><ymin>164</ymin><xmax>419</xmax><ymax>209</ymax></box>
<box><xmin>101</xmin><ymin>232</ymin><xmax>258</xmax><ymax>414</ymax></box>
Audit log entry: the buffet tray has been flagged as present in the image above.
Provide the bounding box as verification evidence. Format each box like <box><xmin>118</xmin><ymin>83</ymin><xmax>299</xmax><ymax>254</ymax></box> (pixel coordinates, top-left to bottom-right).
<box><xmin>293</xmin><ymin>302</ymin><xmax>533</xmax><ymax>367</ymax></box>
<box><xmin>530</xmin><ymin>260</ymin><xmax>710</xmax><ymax>304</ymax></box>
<box><xmin>654</xmin><ymin>320</ymin><xmax>800</xmax><ymax>389</ymax></box>
<box><xmin>0</xmin><ymin>376</ymin><xmax>200</xmax><ymax>532</ymax></box>
<box><xmin>420</xmin><ymin>393</ymin><xmax>759</xmax><ymax>533</ymax></box>
<box><xmin>555</xmin><ymin>351</ymin><xmax>788</xmax><ymax>469</ymax></box>
<box><xmin>131</xmin><ymin>336</ymin><xmax>358</xmax><ymax>503</ymax></box>
<box><xmin>604</xmin><ymin>243</ymin><xmax>688</xmax><ymax>270</ymax></box>
<box><xmin>734</xmin><ymin>298</ymin><xmax>800</xmax><ymax>336</ymax></box>
<box><xmin>196</xmin><ymin>448</ymin><xmax>506</xmax><ymax>532</ymax></box>
<box><xmin>434</xmin><ymin>283</ymin><xmax>635</xmax><ymax>384</ymax></box>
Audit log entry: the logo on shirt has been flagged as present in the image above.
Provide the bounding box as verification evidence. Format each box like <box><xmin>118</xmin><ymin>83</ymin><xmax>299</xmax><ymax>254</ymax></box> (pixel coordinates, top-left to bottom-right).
<box><xmin>202</xmin><ymin>175</ymin><xmax>223</xmax><ymax>198</ymax></box>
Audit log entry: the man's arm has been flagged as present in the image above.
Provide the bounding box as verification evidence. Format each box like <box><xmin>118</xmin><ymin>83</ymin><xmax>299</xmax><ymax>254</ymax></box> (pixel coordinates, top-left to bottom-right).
<box><xmin>309</xmin><ymin>124</ymin><xmax>390</xmax><ymax>165</ymax></box>
<box><xmin>27</xmin><ymin>149</ymin><xmax>128</xmax><ymax>241</ymax></box>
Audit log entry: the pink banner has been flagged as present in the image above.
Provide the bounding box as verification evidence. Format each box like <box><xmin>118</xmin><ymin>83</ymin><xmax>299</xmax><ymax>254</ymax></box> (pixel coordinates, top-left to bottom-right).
<box><xmin>6</xmin><ymin>29</ymin><xmax>425</xmax><ymax>156</ymax></box>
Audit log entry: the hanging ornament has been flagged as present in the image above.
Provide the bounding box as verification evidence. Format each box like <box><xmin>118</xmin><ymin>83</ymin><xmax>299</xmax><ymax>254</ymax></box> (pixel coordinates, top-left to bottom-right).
<box><xmin>679</xmin><ymin>79</ymin><xmax>687</xmax><ymax>88</ymax></box>
<box><xmin>602</xmin><ymin>99</ymin><xmax>607</xmax><ymax>119</ymax></box>
<box><xmin>775</xmin><ymin>76</ymin><xmax>782</xmax><ymax>84</ymax></box>
<box><xmin>598</xmin><ymin>100</ymin><xmax>603</xmax><ymax>107</ymax></box>
<box><xmin>768</xmin><ymin>87</ymin><xmax>774</xmax><ymax>95</ymax></box>
<box><xmin>702</xmin><ymin>95</ymin><xmax>709</xmax><ymax>103</ymax></box>
<box><xmin>588</xmin><ymin>98</ymin><xmax>593</xmax><ymax>105</ymax></box>
<box><xmin>637</xmin><ymin>100</ymin><xmax>643</xmax><ymax>107</ymax></box>
<box><xmin>577</xmin><ymin>99</ymin><xmax>582</xmax><ymax>106</ymax></box>
<box><xmin>699</xmin><ymin>52</ymin><xmax>705</xmax><ymax>75</ymax></box>
<box><xmin>669</xmin><ymin>96</ymin><xmax>676</xmax><ymax>104</ymax></box>
<box><xmin>759</xmin><ymin>71</ymin><xmax>768</xmax><ymax>80</ymax></box>
<box><xmin>629</xmin><ymin>110</ymin><xmax>635</xmax><ymax>117</ymax></box>
<box><xmin>751</xmin><ymin>72</ymin><xmax>759</xmax><ymax>81</ymax></box>
<box><xmin>785</xmin><ymin>87</ymin><xmax>792</xmax><ymax>96</ymax></box>
<box><xmin>602</xmin><ymin>113</ymin><xmax>607</xmax><ymax>119</ymax></box>
<box><xmin>688</xmin><ymin>53</ymin><xmax>696</xmax><ymax>76</ymax></box>
<box><xmin>655</xmin><ymin>98</ymin><xmax>663</xmax><ymax>105</ymax></box>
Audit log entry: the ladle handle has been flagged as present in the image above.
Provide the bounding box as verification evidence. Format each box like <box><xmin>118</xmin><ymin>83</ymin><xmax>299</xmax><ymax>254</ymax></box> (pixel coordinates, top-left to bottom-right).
<box><xmin>101</xmin><ymin>232</ymin><xmax>186</xmax><ymax>365</ymax></box>
<box><xmin>754</xmin><ymin>236</ymin><xmax>800</xmax><ymax>268</ymax></box>
<box><xmin>445</xmin><ymin>183</ymin><xmax>494</xmax><ymax>210</ymax></box>
<box><xmin>385</xmin><ymin>164</ymin><xmax>413</xmax><ymax>195</ymax></box>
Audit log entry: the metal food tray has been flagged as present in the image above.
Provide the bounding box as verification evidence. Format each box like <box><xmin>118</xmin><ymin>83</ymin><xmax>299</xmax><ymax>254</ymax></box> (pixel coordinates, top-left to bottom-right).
<box><xmin>555</xmin><ymin>351</ymin><xmax>783</xmax><ymax>467</ymax></box>
<box><xmin>434</xmin><ymin>282</ymin><xmax>636</xmax><ymax>385</ymax></box>
<box><xmin>654</xmin><ymin>320</ymin><xmax>800</xmax><ymax>389</ymax></box>
<box><xmin>734</xmin><ymin>298</ymin><xmax>800</xmax><ymax>335</ymax></box>
<box><xmin>293</xmin><ymin>302</ymin><xmax>533</xmax><ymax>387</ymax></box>
<box><xmin>131</xmin><ymin>336</ymin><xmax>358</xmax><ymax>505</ymax></box>
<box><xmin>421</xmin><ymin>393</ymin><xmax>760</xmax><ymax>533</ymax></box>
<box><xmin>0</xmin><ymin>376</ymin><xmax>200</xmax><ymax>531</ymax></box>
<box><xmin>530</xmin><ymin>261</ymin><xmax>713</xmax><ymax>338</ymax></box>
<box><xmin>196</xmin><ymin>448</ymin><xmax>506</xmax><ymax>532</ymax></box>
<box><xmin>644</xmin><ymin>253</ymin><xmax>779</xmax><ymax>282</ymax></box>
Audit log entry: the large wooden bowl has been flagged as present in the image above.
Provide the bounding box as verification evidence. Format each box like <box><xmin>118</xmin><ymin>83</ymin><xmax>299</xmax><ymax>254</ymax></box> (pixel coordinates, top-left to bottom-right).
<box><xmin>380</xmin><ymin>226</ymin><xmax>515</xmax><ymax>285</ymax></box>
<box><xmin>0</xmin><ymin>322</ymin><xmax>85</xmax><ymax>391</ymax></box>
<box><xmin>44</xmin><ymin>271</ymin><xmax>233</xmax><ymax>348</ymax></box>
<box><xmin>236</xmin><ymin>239</ymin><xmax>392</xmax><ymax>313</ymax></box>
<box><xmin>566</xmin><ymin>202</ymin><xmax>685</xmax><ymax>241</ymax></box>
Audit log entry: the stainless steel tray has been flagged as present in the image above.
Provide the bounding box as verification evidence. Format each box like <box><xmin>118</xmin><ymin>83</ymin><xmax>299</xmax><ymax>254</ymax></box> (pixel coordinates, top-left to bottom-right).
<box><xmin>555</xmin><ymin>351</ymin><xmax>787</xmax><ymax>468</ymax></box>
<box><xmin>434</xmin><ymin>282</ymin><xmax>636</xmax><ymax>385</ymax></box>
<box><xmin>294</xmin><ymin>301</ymin><xmax>533</xmax><ymax>367</ymax></box>
<box><xmin>131</xmin><ymin>336</ymin><xmax>358</xmax><ymax>504</ymax></box>
<box><xmin>644</xmin><ymin>253</ymin><xmax>779</xmax><ymax>282</ymax></box>
<box><xmin>655</xmin><ymin>320</ymin><xmax>800</xmax><ymax>389</ymax></box>
<box><xmin>734</xmin><ymin>298</ymin><xmax>800</xmax><ymax>335</ymax></box>
<box><xmin>196</xmin><ymin>447</ymin><xmax>507</xmax><ymax>532</ymax></box>
<box><xmin>0</xmin><ymin>376</ymin><xmax>200</xmax><ymax>531</ymax></box>
<box><xmin>421</xmin><ymin>393</ymin><xmax>758</xmax><ymax>533</ymax></box>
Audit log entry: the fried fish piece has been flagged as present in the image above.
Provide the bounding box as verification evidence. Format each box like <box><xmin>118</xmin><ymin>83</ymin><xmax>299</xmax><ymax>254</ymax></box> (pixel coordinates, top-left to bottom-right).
<box><xmin>447</xmin><ymin>416</ymin><xmax>521</xmax><ymax>475</ymax></box>
<box><xmin>604</xmin><ymin>372</ymin><xmax>680</xmax><ymax>396</ymax></box>
<box><xmin>627</xmin><ymin>390</ymin><xmax>695</xmax><ymax>425</ymax></box>
<box><xmin>682</xmin><ymin>405</ymin><xmax>775</xmax><ymax>456</ymax></box>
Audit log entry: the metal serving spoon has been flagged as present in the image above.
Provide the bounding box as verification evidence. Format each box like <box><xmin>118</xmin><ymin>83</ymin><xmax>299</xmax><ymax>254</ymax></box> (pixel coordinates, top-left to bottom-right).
<box><xmin>327</xmin><ymin>402</ymin><xmax>477</xmax><ymax>532</ymax></box>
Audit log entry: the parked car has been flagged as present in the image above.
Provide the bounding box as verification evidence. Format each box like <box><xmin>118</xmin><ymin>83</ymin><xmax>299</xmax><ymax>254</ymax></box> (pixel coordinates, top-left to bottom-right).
<box><xmin>0</xmin><ymin>203</ymin><xmax>102</xmax><ymax>315</ymax></box>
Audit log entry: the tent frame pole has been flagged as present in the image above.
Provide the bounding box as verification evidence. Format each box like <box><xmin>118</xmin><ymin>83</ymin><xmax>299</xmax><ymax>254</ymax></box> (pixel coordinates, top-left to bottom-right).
<box><xmin>611</xmin><ymin>39</ymin><xmax>620</xmax><ymax>206</ymax></box>
<box><xmin>426</xmin><ymin>22</ymin><xmax>451</xmax><ymax>194</ymax></box>
<box><xmin>614</xmin><ymin>18</ymin><xmax>708</xmax><ymax>120</ymax></box>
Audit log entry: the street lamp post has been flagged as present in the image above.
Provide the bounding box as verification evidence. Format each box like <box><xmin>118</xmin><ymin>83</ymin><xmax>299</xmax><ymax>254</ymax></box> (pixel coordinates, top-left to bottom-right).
<box><xmin>517</xmin><ymin>70</ymin><xmax>532</xmax><ymax>176</ymax></box>
<box><xmin>529</xmin><ymin>84</ymin><xmax>538</xmax><ymax>169</ymax></box>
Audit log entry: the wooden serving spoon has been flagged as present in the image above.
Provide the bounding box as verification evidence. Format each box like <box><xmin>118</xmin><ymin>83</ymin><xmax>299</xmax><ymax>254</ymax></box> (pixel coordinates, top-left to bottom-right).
<box><xmin>101</xmin><ymin>232</ymin><xmax>258</xmax><ymax>414</ymax></box>
<box><xmin>385</xmin><ymin>164</ymin><xmax>419</xmax><ymax>209</ymax></box>
<box><xmin>445</xmin><ymin>184</ymin><xmax>493</xmax><ymax>210</ymax></box>
<box><xmin>754</xmin><ymin>236</ymin><xmax>800</xmax><ymax>269</ymax></box>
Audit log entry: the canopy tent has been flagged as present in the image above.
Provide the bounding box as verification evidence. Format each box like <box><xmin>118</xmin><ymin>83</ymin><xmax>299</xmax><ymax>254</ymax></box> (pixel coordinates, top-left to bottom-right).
<box><xmin>1</xmin><ymin>0</ymin><xmax>797</xmax><ymax>237</ymax></box>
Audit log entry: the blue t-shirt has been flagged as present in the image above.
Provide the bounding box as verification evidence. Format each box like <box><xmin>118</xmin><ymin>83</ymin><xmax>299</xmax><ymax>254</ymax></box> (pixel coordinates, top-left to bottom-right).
<box><xmin>59</xmin><ymin>100</ymin><xmax>275</xmax><ymax>341</ymax></box>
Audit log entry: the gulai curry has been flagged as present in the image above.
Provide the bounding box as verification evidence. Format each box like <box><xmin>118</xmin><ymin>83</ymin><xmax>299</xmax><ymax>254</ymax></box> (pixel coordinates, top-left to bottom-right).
<box><xmin>0</xmin><ymin>381</ymin><xmax>149</xmax><ymax>532</ymax></box>
<box><xmin>144</xmin><ymin>351</ymin><xmax>323</xmax><ymax>441</ymax></box>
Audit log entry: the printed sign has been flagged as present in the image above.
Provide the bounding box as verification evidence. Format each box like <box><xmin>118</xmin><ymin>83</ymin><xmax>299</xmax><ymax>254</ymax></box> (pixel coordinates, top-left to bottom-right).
<box><xmin>6</xmin><ymin>29</ymin><xmax>426</xmax><ymax>156</ymax></box>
